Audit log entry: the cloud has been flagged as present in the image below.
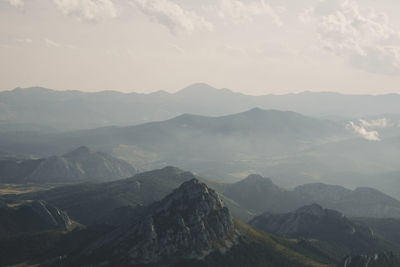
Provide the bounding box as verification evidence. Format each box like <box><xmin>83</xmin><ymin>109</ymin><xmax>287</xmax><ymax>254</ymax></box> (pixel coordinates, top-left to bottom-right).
<box><xmin>131</xmin><ymin>0</ymin><xmax>213</xmax><ymax>35</ymax></box>
<box><xmin>300</xmin><ymin>0</ymin><xmax>400</xmax><ymax>75</ymax></box>
<box><xmin>347</xmin><ymin>121</ymin><xmax>380</xmax><ymax>141</ymax></box>
<box><xmin>53</xmin><ymin>0</ymin><xmax>117</xmax><ymax>20</ymax></box>
<box><xmin>215</xmin><ymin>0</ymin><xmax>285</xmax><ymax>26</ymax></box>
<box><xmin>359</xmin><ymin>118</ymin><xmax>393</xmax><ymax>128</ymax></box>
<box><xmin>7</xmin><ymin>0</ymin><xmax>23</xmax><ymax>7</ymax></box>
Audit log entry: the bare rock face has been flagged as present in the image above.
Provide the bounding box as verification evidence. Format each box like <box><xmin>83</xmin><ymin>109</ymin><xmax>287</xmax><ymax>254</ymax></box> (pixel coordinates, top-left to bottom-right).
<box><xmin>127</xmin><ymin>178</ymin><xmax>236</xmax><ymax>264</ymax></box>
<box><xmin>82</xmin><ymin>179</ymin><xmax>237</xmax><ymax>266</ymax></box>
<box><xmin>338</xmin><ymin>252</ymin><xmax>400</xmax><ymax>267</ymax></box>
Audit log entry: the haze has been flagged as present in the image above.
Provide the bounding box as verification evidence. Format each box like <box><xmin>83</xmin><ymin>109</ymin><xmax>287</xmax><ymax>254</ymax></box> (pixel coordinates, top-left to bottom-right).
<box><xmin>2</xmin><ymin>0</ymin><xmax>400</xmax><ymax>95</ymax></box>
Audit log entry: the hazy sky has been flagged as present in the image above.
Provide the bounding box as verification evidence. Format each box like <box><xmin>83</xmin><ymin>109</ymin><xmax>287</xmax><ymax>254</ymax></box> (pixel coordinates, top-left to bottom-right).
<box><xmin>1</xmin><ymin>0</ymin><xmax>400</xmax><ymax>95</ymax></box>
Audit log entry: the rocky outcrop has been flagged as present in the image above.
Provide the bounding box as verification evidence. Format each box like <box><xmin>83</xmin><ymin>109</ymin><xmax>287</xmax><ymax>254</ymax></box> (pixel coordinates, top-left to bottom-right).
<box><xmin>0</xmin><ymin>200</ymin><xmax>72</xmax><ymax>239</ymax></box>
<box><xmin>78</xmin><ymin>179</ymin><xmax>238</xmax><ymax>266</ymax></box>
<box><xmin>27</xmin><ymin>146</ymin><xmax>136</xmax><ymax>182</ymax></box>
<box><xmin>338</xmin><ymin>252</ymin><xmax>400</xmax><ymax>267</ymax></box>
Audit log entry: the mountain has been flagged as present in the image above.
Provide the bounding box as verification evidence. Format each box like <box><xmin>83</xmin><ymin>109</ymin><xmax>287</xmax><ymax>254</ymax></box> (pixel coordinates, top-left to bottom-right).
<box><xmin>249</xmin><ymin>204</ymin><xmax>392</xmax><ymax>261</ymax></box>
<box><xmin>64</xmin><ymin>179</ymin><xmax>237</xmax><ymax>266</ymax></box>
<box><xmin>2</xmin><ymin>84</ymin><xmax>400</xmax><ymax>131</ymax></box>
<box><xmin>222</xmin><ymin>174</ymin><xmax>285</xmax><ymax>213</ymax></box>
<box><xmin>0</xmin><ymin>146</ymin><xmax>136</xmax><ymax>183</ymax></box>
<box><xmin>219</xmin><ymin>175</ymin><xmax>400</xmax><ymax>219</ymax></box>
<box><xmin>293</xmin><ymin>183</ymin><xmax>400</xmax><ymax>218</ymax></box>
<box><xmin>47</xmin><ymin>179</ymin><xmax>326</xmax><ymax>267</ymax></box>
<box><xmin>338</xmin><ymin>252</ymin><xmax>400</xmax><ymax>267</ymax></box>
<box><xmin>0</xmin><ymin>200</ymin><xmax>72</xmax><ymax>240</ymax></box>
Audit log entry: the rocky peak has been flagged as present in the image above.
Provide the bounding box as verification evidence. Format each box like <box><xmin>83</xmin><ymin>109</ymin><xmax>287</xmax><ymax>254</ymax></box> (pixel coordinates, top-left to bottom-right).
<box><xmin>128</xmin><ymin>178</ymin><xmax>237</xmax><ymax>264</ymax></box>
<box><xmin>86</xmin><ymin>179</ymin><xmax>237</xmax><ymax>265</ymax></box>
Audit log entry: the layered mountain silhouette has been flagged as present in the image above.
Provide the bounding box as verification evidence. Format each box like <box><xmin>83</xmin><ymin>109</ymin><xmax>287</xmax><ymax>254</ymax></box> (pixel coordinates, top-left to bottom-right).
<box><xmin>2</xmin><ymin>84</ymin><xmax>400</xmax><ymax>197</ymax></box>
<box><xmin>2</xmin><ymin>84</ymin><xmax>400</xmax><ymax>131</ymax></box>
<box><xmin>0</xmin><ymin>146</ymin><xmax>136</xmax><ymax>183</ymax></box>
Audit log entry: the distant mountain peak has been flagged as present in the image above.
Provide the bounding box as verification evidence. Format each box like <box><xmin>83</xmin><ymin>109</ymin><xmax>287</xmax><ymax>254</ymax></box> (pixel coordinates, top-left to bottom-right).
<box><xmin>176</xmin><ymin>83</ymin><xmax>232</xmax><ymax>96</ymax></box>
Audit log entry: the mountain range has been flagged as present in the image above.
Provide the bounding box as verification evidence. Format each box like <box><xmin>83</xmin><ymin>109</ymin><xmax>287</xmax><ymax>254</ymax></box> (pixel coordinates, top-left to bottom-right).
<box><xmin>1</xmin><ymin>105</ymin><xmax>399</xmax><ymax>198</ymax></box>
<box><xmin>2</xmin><ymin>83</ymin><xmax>400</xmax><ymax>131</ymax></box>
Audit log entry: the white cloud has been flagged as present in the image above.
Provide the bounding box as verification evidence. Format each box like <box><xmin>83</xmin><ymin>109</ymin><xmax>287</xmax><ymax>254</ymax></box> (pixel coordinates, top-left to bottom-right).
<box><xmin>131</xmin><ymin>0</ymin><xmax>213</xmax><ymax>35</ymax></box>
<box><xmin>347</xmin><ymin>121</ymin><xmax>381</xmax><ymax>141</ymax></box>
<box><xmin>215</xmin><ymin>0</ymin><xmax>285</xmax><ymax>26</ymax></box>
<box><xmin>300</xmin><ymin>0</ymin><xmax>400</xmax><ymax>75</ymax></box>
<box><xmin>7</xmin><ymin>0</ymin><xmax>23</xmax><ymax>7</ymax></box>
<box><xmin>359</xmin><ymin>118</ymin><xmax>393</xmax><ymax>128</ymax></box>
<box><xmin>53</xmin><ymin>0</ymin><xmax>117</xmax><ymax>21</ymax></box>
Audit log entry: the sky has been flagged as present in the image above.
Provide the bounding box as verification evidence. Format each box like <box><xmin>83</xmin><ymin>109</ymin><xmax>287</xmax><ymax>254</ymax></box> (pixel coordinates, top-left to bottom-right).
<box><xmin>1</xmin><ymin>0</ymin><xmax>400</xmax><ymax>95</ymax></box>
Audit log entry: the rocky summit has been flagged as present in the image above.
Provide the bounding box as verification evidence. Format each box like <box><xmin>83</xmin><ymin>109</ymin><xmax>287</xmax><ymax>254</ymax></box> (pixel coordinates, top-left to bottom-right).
<box><xmin>72</xmin><ymin>178</ymin><xmax>238</xmax><ymax>266</ymax></box>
